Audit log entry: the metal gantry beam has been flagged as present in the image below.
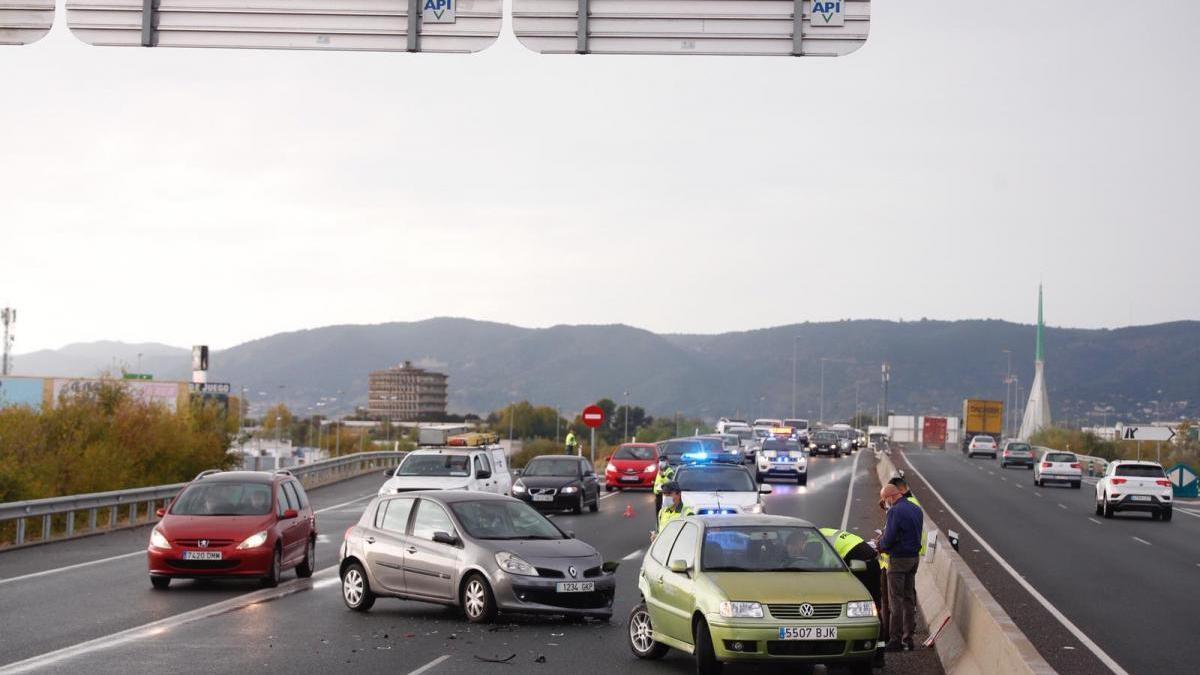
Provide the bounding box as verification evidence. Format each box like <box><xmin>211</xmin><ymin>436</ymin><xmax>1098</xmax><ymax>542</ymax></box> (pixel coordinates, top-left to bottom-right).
<box><xmin>140</xmin><ymin>0</ymin><xmax>154</xmax><ymax>46</ymax></box>
<box><xmin>792</xmin><ymin>0</ymin><xmax>803</xmax><ymax>55</ymax></box>
<box><xmin>576</xmin><ymin>0</ymin><xmax>589</xmax><ymax>54</ymax></box>
<box><xmin>407</xmin><ymin>0</ymin><xmax>420</xmax><ymax>52</ymax></box>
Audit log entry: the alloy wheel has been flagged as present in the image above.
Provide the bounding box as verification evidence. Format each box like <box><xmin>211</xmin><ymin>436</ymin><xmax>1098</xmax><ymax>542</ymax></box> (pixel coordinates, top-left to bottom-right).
<box><xmin>343</xmin><ymin>569</ymin><xmax>364</xmax><ymax>607</ymax></box>
<box><xmin>465</xmin><ymin>579</ymin><xmax>486</xmax><ymax>618</ymax></box>
<box><xmin>630</xmin><ymin>607</ymin><xmax>655</xmax><ymax>653</ymax></box>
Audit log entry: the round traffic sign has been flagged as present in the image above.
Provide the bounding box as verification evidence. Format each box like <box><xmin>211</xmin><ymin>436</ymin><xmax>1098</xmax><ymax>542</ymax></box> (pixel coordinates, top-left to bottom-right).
<box><xmin>582</xmin><ymin>405</ymin><xmax>606</xmax><ymax>429</ymax></box>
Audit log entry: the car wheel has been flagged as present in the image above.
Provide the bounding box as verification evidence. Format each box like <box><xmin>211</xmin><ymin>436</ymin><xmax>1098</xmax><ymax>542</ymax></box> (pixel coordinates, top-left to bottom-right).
<box><xmin>1095</xmin><ymin>499</ymin><xmax>1103</xmax><ymax>516</ymax></box>
<box><xmin>1000</xmin><ymin>462</ymin><xmax>1006</xmax><ymax>469</ymax></box>
<box><xmin>849</xmin><ymin>657</ymin><xmax>875</xmax><ymax>675</ymax></box>
<box><xmin>462</xmin><ymin>573</ymin><xmax>497</xmax><ymax>623</ymax></box>
<box><xmin>628</xmin><ymin>602</ymin><xmax>669</xmax><ymax>660</ymax></box>
<box><xmin>605</xmin><ymin>485</ymin><xmax>614</xmax><ymax>493</ymax></box>
<box><xmin>573</xmin><ymin>494</ymin><xmax>584</xmax><ymax>515</ymax></box>
<box><xmin>150</xmin><ymin>575</ymin><xmax>170</xmax><ymax>590</ymax></box>
<box><xmin>1034</xmin><ymin>477</ymin><xmax>1041</xmax><ymax>487</ymax></box>
<box><xmin>341</xmin><ymin>562</ymin><xmax>376</xmax><ymax>611</ymax></box>
<box><xmin>1103</xmin><ymin>499</ymin><xmax>1115</xmax><ymax>519</ymax></box>
<box><xmin>296</xmin><ymin>537</ymin><xmax>316</xmax><ymax>578</ymax></box>
<box><xmin>1071</xmin><ymin>481</ymin><xmax>1081</xmax><ymax>490</ymax></box>
<box><xmin>589</xmin><ymin>494</ymin><xmax>599</xmax><ymax>513</ymax></box>
<box><xmin>756</xmin><ymin>472</ymin><xmax>764</xmax><ymax>482</ymax></box>
<box><xmin>694</xmin><ymin>619</ymin><xmax>723</xmax><ymax>675</ymax></box>
<box><xmin>798</xmin><ymin>474</ymin><xmax>807</xmax><ymax>486</ymax></box>
<box><xmin>1162</xmin><ymin>508</ymin><xmax>1173</xmax><ymax>522</ymax></box>
<box><xmin>261</xmin><ymin>547</ymin><xmax>281</xmax><ymax>588</ymax></box>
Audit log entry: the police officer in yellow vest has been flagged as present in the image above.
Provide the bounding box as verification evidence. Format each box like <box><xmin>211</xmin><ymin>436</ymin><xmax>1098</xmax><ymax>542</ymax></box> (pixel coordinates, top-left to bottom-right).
<box><xmin>564</xmin><ymin>430</ymin><xmax>578</xmax><ymax>455</ymax></box>
<box><xmin>657</xmin><ymin>481</ymin><xmax>694</xmax><ymax>532</ymax></box>
<box><xmin>652</xmin><ymin>458</ymin><xmax>676</xmax><ymax>514</ymax></box>
<box><xmin>820</xmin><ymin>527</ymin><xmax>883</xmax><ymax>610</ymax></box>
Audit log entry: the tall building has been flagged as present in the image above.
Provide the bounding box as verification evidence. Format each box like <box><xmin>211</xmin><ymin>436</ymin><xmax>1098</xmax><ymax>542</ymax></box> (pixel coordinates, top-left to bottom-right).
<box><xmin>367</xmin><ymin>361</ymin><xmax>448</xmax><ymax>421</ymax></box>
<box><xmin>1018</xmin><ymin>285</ymin><xmax>1052</xmax><ymax>441</ymax></box>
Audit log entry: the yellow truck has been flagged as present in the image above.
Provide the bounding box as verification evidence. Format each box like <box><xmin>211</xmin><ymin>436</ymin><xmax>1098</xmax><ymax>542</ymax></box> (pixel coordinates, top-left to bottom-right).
<box><xmin>961</xmin><ymin>399</ymin><xmax>1003</xmax><ymax>450</ymax></box>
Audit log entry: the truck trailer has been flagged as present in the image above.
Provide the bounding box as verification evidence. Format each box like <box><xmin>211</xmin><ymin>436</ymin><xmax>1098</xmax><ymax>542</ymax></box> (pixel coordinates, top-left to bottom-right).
<box><xmin>961</xmin><ymin>399</ymin><xmax>1003</xmax><ymax>450</ymax></box>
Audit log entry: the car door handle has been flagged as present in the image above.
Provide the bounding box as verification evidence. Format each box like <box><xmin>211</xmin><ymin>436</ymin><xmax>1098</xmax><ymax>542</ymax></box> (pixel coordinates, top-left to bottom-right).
<box><xmin>654</xmin><ymin>575</ymin><xmax>664</xmax><ymax>585</ymax></box>
<box><xmin>365</xmin><ymin>537</ymin><xmax>376</xmax><ymax>544</ymax></box>
<box><xmin>406</xmin><ymin>546</ymin><xmax>418</xmax><ymax>554</ymax></box>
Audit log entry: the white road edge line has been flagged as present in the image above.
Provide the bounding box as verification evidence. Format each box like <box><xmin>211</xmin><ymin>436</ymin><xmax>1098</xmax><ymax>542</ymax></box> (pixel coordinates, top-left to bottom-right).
<box><xmin>1088</xmin><ymin>518</ymin><xmax>1103</xmax><ymax>525</ymax></box>
<box><xmin>314</xmin><ymin>494</ymin><xmax>375</xmax><ymax>514</ymax></box>
<box><xmin>0</xmin><ymin>566</ymin><xmax>340</xmax><ymax>673</ymax></box>
<box><xmin>1132</xmin><ymin>537</ymin><xmax>1152</xmax><ymax>546</ymax></box>
<box><xmin>839</xmin><ymin>448</ymin><xmax>866</xmax><ymax>531</ymax></box>
<box><xmin>599</xmin><ymin>492</ymin><xmax>622</xmax><ymax>501</ymax></box>
<box><xmin>623</xmin><ymin>549</ymin><xmax>644</xmax><ymax>561</ymax></box>
<box><xmin>407</xmin><ymin>654</ymin><xmax>452</xmax><ymax>675</ymax></box>
<box><xmin>901</xmin><ymin>455</ymin><xmax>1130</xmax><ymax>675</ymax></box>
<box><xmin>0</xmin><ymin>551</ymin><xmax>145</xmax><ymax>587</ymax></box>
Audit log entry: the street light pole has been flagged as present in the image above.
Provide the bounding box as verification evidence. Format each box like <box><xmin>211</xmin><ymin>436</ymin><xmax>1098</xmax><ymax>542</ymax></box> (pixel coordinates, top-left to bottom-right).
<box><xmin>791</xmin><ymin>337</ymin><xmax>799</xmax><ymax>419</ymax></box>
<box><xmin>819</xmin><ymin>358</ymin><xmax>826</xmax><ymax>424</ymax></box>
<box><xmin>624</xmin><ymin>390</ymin><xmax>630</xmax><ymax>442</ymax></box>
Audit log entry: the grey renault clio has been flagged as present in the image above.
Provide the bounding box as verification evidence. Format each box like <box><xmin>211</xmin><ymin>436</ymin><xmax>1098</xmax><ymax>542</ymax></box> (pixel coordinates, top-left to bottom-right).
<box><xmin>339</xmin><ymin>491</ymin><xmax>616</xmax><ymax>622</ymax></box>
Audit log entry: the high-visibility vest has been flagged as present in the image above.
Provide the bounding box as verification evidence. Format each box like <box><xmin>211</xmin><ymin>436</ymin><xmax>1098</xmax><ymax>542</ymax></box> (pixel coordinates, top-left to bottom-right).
<box><xmin>819</xmin><ymin>528</ymin><xmax>866</xmax><ymax>560</ymax></box>
<box><xmin>652</xmin><ymin>465</ymin><xmax>675</xmax><ymax>495</ymax></box>
<box><xmin>658</xmin><ymin>502</ymin><xmax>695</xmax><ymax>531</ymax></box>
<box><xmin>906</xmin><ymin>495</ymin><xmax>927</xmax><ymax>557</ymax></box>
<box><xmin>565</xmin><ymin>432</ymin><xmax>577</xmax><ymax>447</ymax></box>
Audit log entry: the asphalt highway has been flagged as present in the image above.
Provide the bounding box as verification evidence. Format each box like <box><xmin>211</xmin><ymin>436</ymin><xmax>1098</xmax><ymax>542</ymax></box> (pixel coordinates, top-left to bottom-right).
<box><xmin>900</xmin><ymin>447</ymin><xmax>1200</xmax><ymax>675</ymax></box>
<box><xmin>0</xmin><ymin>454</ymin><xmax>901</xmax><ymax>674</ymax></box>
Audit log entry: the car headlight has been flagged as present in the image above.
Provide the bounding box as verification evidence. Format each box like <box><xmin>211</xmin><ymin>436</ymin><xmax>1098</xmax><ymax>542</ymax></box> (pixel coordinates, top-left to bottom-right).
<box><xmin>236</xmin><ymin>530</ymin><xmax>269</xmax><ymax>550</ymax></box>
<box><xmin>809</xmin><ymin>443</ymin><xmax>817</xmax><ymax>449</ymax></box>
<box><xmin>495</xmin><ymin>551</ymin><xmax>539</xmax><ymax>576</ymax></box>
<box><xmin>643</xmin><ymin>464</ymin><xmax>657</xmax><ymax>473</ymax></box>
<box><xmin>748</xmin><ymin>504</ymin><xmax>763</xmax><ymax>514</ymax></box>
<box><xmin>847</xmin><ymin>601</ymin><xmax>878</xmax><ymax>618</ymax></box>
<box><xmin>719</xmin><ymin>601</ymin><xmax>764</xmax><ymax>618</ymax></box>
<box><xmin>606</xmin><ymin>463</ymin><xmax>617</xmax><ymax>473</ymax></box>
<box><xmin>560</xmin><ymin>486</ymin><xmax>579</xmax><ymax>494</ymax></box>
<box><xmin>512</xmin><ymin>481</ymin><xmax>526</xmax><ymax>494</ymax></box>
<box><xmin>149</xmin><ymin>528</ymin><xmax>171</xmax><ymax>549</ymax></box>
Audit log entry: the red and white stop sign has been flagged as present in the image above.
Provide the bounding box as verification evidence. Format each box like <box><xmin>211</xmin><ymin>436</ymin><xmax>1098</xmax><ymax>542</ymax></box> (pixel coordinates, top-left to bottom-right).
<box><xmin>582</xmin><ymin>405</ymin><xmax>606</xmax><ymax>429</ymax></box>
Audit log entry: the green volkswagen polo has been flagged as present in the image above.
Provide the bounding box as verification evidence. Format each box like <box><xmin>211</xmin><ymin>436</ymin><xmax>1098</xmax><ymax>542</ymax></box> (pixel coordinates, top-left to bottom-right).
<box><xmin>628</xmin><ymin>514</ymin><xmax>880</xmax><ymax>674</ymax></box>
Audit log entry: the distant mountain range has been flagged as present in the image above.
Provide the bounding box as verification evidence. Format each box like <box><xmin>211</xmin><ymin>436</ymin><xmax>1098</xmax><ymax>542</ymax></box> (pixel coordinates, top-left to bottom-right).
<box><xmin>12</xmin><ymin>318</ymin><xmax>1200</xmax><ymax>424</ymax></box>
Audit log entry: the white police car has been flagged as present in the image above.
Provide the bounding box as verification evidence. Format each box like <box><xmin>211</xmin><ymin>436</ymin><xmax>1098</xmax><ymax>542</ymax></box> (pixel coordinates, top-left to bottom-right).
<box><xmin>755</xmin><ymin>438</ymin><xmax>808</xmax><ymax>485</ymax></box>
<box><xmin>675</xmin><ymin>462</ymin><xmax>771</xmax><ymax>515</ymax></box>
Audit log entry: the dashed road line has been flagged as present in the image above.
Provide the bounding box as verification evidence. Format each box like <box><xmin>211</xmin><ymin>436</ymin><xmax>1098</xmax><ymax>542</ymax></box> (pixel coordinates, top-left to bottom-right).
<box><xmin>1132</xmin><ymin>537</ymin><xmax>1152</xmax><ymax>546</ymax></box>
<box><xmin>407</xmin><ymin>654</ymin><xmax>452</xmax><ymax>675</ymax></box>
<box><xmin>1058</xmin><ymin>503</ymin><xmax>1068</xmax><ymax>510</ymax></box>
<box><xmin>1088</xmin><ymin>518</ymin><xmax>1103</xmax><ymax>525</ymax></box>
<box><xmin>0</xmin><ymin>550</ymin><xmax>145</xmax><ymax>587</ymax></box>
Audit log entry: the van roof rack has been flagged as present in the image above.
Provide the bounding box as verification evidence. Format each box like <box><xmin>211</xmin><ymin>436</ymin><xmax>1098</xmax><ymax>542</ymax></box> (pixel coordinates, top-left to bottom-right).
<box><xmin>194</xmin><ymin>469</ymin><xmax>223</xmax><ymax>480</ymax></box>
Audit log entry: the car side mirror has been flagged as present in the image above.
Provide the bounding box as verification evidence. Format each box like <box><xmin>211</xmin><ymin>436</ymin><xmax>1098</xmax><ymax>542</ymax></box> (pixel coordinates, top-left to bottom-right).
<box><xmin>758</xmin><ymin>484</ymin><xmax>773</xmax><ymax>494</ymax></box>
<box><xmin>155</xmin><ymin>508</ymin><xmax>165</xmax><ymax>518</ymax></box>
<box><xmin>512</xmin><ymin>469</ymin><xmax>523</xmax><ymax>478</ymax></box>
<box><xmin>476</xmin><ymin>469</ymin><xmax>492</xmax><ymax>480</ymax></box>
<box><xmin>848</xmin><ymin>559</ymin><xmax>867</xmax><ymax>572</ymax></box>
<box><xmin>567</xmin><ymin>531</ymin><xmax>576</xmax><ymax>539</ymax></box>
<box><xmin>282</xmin><ymin>509</ymin><xmax>299</xmax><ymax>519</ymax></box>
<box><xmin>601</xmin><ymin>561</ymin><xmax>620</xmax><ymax>574</ymax></box>
<box><xmin>432</xmin><ymin>531</ymin><xmax>459</xmax><ymax>546</ymax></box>
<box><xmin>668</xmin><ymin>559</ymin><xmax>691</xmax><ymax>574</ymax></box>
<box><xmin>384</xmin><ymin>468</ymin><xmax>395</xmax><ymax>477</ymax></box>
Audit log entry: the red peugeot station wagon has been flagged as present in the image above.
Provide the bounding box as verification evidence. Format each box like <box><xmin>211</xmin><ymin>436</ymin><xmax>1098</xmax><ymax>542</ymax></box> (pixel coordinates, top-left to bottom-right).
<box><xmin>147</xmin><ymin>470</ymin><xmax>317</xmax><ymax>589</ymax></box>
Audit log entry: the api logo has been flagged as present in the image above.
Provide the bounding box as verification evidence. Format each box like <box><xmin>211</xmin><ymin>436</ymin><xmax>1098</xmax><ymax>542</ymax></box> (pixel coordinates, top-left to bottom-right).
<box><xmin>423</xmin><ymin>0</ymin><xmax>456</xmax><ymax>24</ymax></box>
<box><xmin>811</xmin><ymin>1</ymin><xmax>845</xmax><ymax>27</ymax></box>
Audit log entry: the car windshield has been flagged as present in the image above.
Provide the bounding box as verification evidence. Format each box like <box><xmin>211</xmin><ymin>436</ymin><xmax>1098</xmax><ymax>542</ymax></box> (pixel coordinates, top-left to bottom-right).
<box><xmin>702</xmin><ymin>526</ymin><xmax>844</xmax><ymax>572</ymax></box>
<box><xmin>1007</xmin><ymin>443</ymin><xmax>1032</xmax><ymax>452</ymax></box>
<box><xmin>397</xmin><ymin>454</ymin><xmax>471</xmax><ymax>477</ymax></box>
<box><xmin>974</xmin><ymin>436</ymin><xmax>995</xmax><ymax>444</ymax></box>
<box><xmin>754</xmin><ymin>429</ymin><xmax>771</xmax><ymax>439</ymax></box>
<box><xmin>761</xmin><ymin>439</ymin><xmax>798</xmax><ymax>453</ymax></box>
<box><xmin>729</xmin><ymin>429</ymin><xmax>753</xmax><ymax>441</ymax></box>
<box><xmin>1115</xmin><ymin>465</ymin><xmax>1165</xmax><ymax>478</ymax></box>
<box><xmin>833</xmin><ymin>429</ymin><xmax>851</xmax><ymax>439</ymax></box>
<box><xmin>1046</xmin><ymin>453</ymin><xmax>1076</xmax><ymax>463</ymax></box>
<box><xmin>662</xmin><ymin>440</ymin><xmax>707</xmax><ymax>462</ymax></box>
<box><xmin>718</xmin><ymin>435</ymin><xmax>739</xmax><ymax>448</ymax></box>
<box><xmin>449</xmin><ymin>500</ymin><xmax>565</xmax><ymax>540</ymax></box>
<box><xmin>523</xmin><ymin>458</ymin><xmax>581</xmax><ymax>477</ymax></box>
<box><xmin>784</xmin><ymin>420</ymin><xmax>809</xmax><ymax>430</ymax></box>
<box><xmin>813</xmin><ymin>432</ymin><xmax>837</xmax><ymax>443</ymax></box>
<box><xmin>676</xmin><ymin>466</ymin><xmax>756</xmax><ymax>492</ymax></box>
<box><xmin>170</xmin><ymin>481</ymin><xmax>273</xmax><ymax>516</ymax></box>
<box><xmin>614</xmin><ymin>445</ymin><xmax>656</xmax><ymax>461</ymax></box>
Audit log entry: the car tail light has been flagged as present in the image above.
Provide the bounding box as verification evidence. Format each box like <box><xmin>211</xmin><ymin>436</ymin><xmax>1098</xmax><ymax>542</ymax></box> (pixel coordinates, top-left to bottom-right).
<box><xmin>1042</xmin><ymin>462</ymin><xmax>1052</xmax><ymax>468</ymax></box>
<box><xmin>1156</xmin><ymin>479</ymin><xmax>1171</xmax><ymax>487</ymax></box>
<box><xmin>1071</xmin><ymin>463</ymin><xmax>1081</xmax><ymax>469</ymax></box>
<box><xmin>1111</xmin><ymin>478</ymin><xmax>1126</xmax><ymax>485</ymax></box>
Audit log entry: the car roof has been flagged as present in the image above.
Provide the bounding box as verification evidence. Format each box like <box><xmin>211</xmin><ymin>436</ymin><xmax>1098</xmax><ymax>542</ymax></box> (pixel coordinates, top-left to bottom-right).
<box><xmin>690</xmin><ymin>513</ymin><xmax>815</xmax><ymax>528</ymax></box>
<box><xmin>197</xmin><ymin>471</ymin><xmax>278</xmax><ymax>484</ymax></box>
<box><xmin>619</xmin><ymin>442</ymin><xmax>658</xmax><ymax>448</ymax></box>
<box><xmin>387</xmin><ymin>490</ymin><xmax>513</xmax><ymax>504</ymax></box>
<box><xmin>527</xmin><ymin>454</ymin><xmax>585</xmax><ymax>461</ymax></box>
<box><xmin>676</xmin><ymin>463</ymin><xmax>752</xmax><ymax>473</ymax></box>
<box><xmin>1111</xmin><ymin>459</ymin><xmax>1162</xmax><ymax>466</ymax></box>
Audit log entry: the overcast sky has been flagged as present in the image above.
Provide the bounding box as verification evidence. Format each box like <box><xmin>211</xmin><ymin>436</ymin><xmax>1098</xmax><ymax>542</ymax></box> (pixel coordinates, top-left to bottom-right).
<box><xmin>3</xmin><ymin>1</ymin><xmax>1198</xmax><ymax>353</ymax></box>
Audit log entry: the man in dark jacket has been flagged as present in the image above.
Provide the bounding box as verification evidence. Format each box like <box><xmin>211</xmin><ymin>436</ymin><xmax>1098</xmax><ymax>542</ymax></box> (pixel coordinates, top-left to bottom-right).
<box><xmin>877</xmin><ymin>484</ymin><xmax>923</xmax><ymax>651</ymax></box>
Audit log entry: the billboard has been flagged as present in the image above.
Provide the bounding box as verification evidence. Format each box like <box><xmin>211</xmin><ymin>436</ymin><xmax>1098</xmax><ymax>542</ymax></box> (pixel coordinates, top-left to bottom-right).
<box><xmin>52</xmin><ymin>378</ymin><xmax>187</xmax><ymax>412</ymax></box>
<box><xmin>0</xmin><ymin>377</ymin><xmax>46</xmax><ymax>410</ymax></box>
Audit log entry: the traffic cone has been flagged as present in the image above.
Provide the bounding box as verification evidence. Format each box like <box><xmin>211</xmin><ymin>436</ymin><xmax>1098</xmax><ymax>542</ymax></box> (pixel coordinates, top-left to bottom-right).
<box><xmin>623</xmin><ymin>504</ymin><xmax>635</xmax><ymax>518</ymax></box>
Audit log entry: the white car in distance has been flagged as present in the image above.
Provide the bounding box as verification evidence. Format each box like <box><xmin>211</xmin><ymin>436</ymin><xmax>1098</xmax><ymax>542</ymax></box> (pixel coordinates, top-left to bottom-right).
<box><xmin>378</xmin><ymin>447</ymin><xmax>512</xmax><ymax>496</ymax></box>
<box><xmin>965</xmin><ymin>435</ymin><xmax>998</xmax><ymax>459</ymax></box>
<box><xmin>1033</xmin><ymin>449</ymin><xmax>1081</xmax><ymax>488</ymax></box>
<box><xmin>1095</xmin><ymin>460</ymin><xmax>1174</xmax><ymax>521</ymax></box>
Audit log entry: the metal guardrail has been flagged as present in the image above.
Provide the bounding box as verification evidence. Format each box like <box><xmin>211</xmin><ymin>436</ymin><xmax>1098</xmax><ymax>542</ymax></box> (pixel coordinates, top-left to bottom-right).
<box><xmin>0</xmin><ymin>451</ymin><xmax>405</xmax><ymax>548</ymax></box>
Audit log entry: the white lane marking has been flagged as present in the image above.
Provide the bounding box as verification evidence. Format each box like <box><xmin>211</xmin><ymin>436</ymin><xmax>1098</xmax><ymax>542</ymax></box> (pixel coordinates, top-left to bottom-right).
<box><xmin>1016</xmin><ymin>484</ymin><xmax>1024</xmax><ymax>489</ymax></box>
<box><xmin>316</xmin><ymin>535</ymin><xmax>331</xmax><ymax>544</ymax></box>
<box><xmin>0</xmin><ymin>565</ymin><xmax>340</xmax><ymax>673</ymax></box>
<box><xmin>314</xmin><ymin>494</ymin><xmax>374</xmax><ymax>514</ymax></box>
<box><xmin>599</xmin><ymin>492</ymin><xmax>623</xmax><ymax>501</ymax></box>
<box><xmin>1058</xmin><ymin>504</ymin><xmax>1068</xmax><ymax>510</ymax></box>
<box><xmin>987</xmin><ymin>471</ymin><xmax>995</xmax><ymax>476</ymax></box>
<box><xmin>407</xmin><ymin>655</ymin><xmax>452</xmax><ymax>675</ymax></box>
<box><xmin>839</xmin><ymin>446</ymin><xmax>866</xmax><ymax>531</ymax></box>
<box><xmin>1132</xmin><ymin>537</ymin><xmax>1152</xmax><ymax>546</ymax></box>
<box><xmin>1176</xmin><ymin>507</ymin><xmax>1200</xmax><ymax>519</ymax></box>
<box><xmin>623</xmin><ymin>549</ymin><xmax>644</xmax><ymax>561</ymax></box>
<box><xmin>1088</xmin><ymin>518</ymin><xmax>1103</xmax><ymax>525</ymax></box>
<box><xmin>1035</xmin><ymin>492</ymin><xmax>1044</xmax><ymax>498</ymax></box>
<box><xmin>901</xmin><ymin>455</ymin><xmax>1130</xmax><ymax>675</ymax></box>
<box><xmin>1001</xmin><ymin>477</ymin><xmax>1008</xmax><ymax>482</ymax></box>
<box><xmin>0</xmin><ymin>550</ymin><xmax>144</xmax><ymax>587</ymax></box>
<box><xmin>313</xmin><ymin>576</ymin><xmax>340</xmax><ymax>590</ymax></box>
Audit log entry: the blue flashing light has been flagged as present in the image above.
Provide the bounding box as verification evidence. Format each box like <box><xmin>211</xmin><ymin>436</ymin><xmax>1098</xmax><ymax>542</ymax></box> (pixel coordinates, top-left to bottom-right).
<box><xmin>683</xmin><ymin>451</ymin><xmax>709</xmax><ymax>463</ymax></box>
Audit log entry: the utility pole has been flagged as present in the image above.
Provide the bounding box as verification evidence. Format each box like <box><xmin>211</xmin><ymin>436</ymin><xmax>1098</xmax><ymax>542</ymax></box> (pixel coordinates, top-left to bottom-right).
<box><xmin>881</xmin><ymin>362</ymin><xmax>891</xmax><ymax>429</ymax></box>
<box><xmin>791</xmin><ymin>337</ymin><xmax>799</xmax><ymax>419</ymax></box>
<box><xmin>556</xmin><ymin>406</ymin><xmax>561</xmax><ymax>444</ymax></box>
<box><xmin>624</xmin><ymin>390</ymin><xmax>630</xmax><ymax>442</ymax></box>
<box><xmin>0</xmin><ymin>307</ymin><xmax>14</xmax><ymax>376</ymax></box>
<box><xmin>508</xmin><ymin>402</ymin><xmax>515</xmax><ymax>443</ymax></box>
<box><xmin>819</xmin><ymin>358</ymin><xmax>826</xmax><ymax>424</ymax></box>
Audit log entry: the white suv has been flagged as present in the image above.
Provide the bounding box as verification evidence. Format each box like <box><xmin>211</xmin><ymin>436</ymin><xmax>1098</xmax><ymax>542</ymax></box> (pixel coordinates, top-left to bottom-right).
<box><xmin>965</xmin><ymin>435</ymin><xmax>998</xmax><ymax>459</ymax></box>
<box><xmin>1033</xmin><ymin>450</ymin><xmax>1081</xmax><ymax>488</ymax></box>
<box><xmin>1095</xmin><ymin>460</ymin><xmax>1173</xmax><ymax>521</ymax></box>
<box><xmin>379</xmin><ymin>447</ymin><xmax>512</xmax><ymax>496</ymax></box>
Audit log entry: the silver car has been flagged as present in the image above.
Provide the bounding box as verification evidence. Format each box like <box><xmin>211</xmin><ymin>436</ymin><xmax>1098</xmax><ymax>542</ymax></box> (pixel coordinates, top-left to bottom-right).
<box><xmin>339</xmin><ymin>491</ymin><xmax>616</xmax><ymax>622</ymax></box>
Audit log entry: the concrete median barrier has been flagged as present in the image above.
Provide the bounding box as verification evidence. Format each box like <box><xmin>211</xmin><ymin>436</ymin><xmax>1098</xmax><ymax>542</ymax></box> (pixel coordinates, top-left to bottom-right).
<box><xmin>875</xmin><ymin>451</ymin><xmax>1056</xmax><ymax>675</ymax></box>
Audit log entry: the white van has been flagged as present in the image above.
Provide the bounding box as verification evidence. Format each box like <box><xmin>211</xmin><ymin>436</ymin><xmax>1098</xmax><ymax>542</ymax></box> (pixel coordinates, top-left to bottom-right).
<box><xmin>378</xmin><ymin>446</ymin><xmax>512</xmax><ymax>496</ymax></box>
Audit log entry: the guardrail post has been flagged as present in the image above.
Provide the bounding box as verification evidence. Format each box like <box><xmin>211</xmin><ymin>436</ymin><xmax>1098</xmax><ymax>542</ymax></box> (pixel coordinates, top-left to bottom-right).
<box><xmin>129</xmin><ymin>502</ymin><xmax>137</xmax><ymax>526</ymax></box>
<box><xmin>42</xmin><ymin>514</ymin><xmax>51</xmax><ymax>541</ymax></box>
<box><xmin>406</xmin><ymin>0</ymin><xmax>420</xmax><ymax>52</ymax></box>
<box><xmin>791</xmin><ymin>0</ymin><xmax>804</xmax><ymax>56</ymax></box>
<box><xmin>16</xmin><ymin>517</ymin><xmax>25</xmax><ymax>545</ymax></box>
<box><xmin>88</xmin><ymin>508</ymin><xmax>98</xmax><ymax>532</ymax></box>
<box><xmin>140</xmin><ymin>0</ymin><xmax>156</xmax><ymax>46</ymax></box>
<box><xmin>109</xmin><ymin>506</ymin><xmax>118</xmax><ymax>530</ymax></box>
<box><xmin>576</xmin><ymin>0</ymin><xmax>589</xmax><ymax>54</ymax></box>
<box><xmin>66</xmin><ymin>511</ymin><xmax>75</xmax><ymax>537</ymax></box>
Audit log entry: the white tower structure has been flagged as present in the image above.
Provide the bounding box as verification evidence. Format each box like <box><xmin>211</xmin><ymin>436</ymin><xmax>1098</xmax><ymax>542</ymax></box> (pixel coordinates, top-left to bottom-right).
<box><xmin>1018</xmin><ymin>286</ymin><xmax>1052</xmax><ymax>440</ymax></box>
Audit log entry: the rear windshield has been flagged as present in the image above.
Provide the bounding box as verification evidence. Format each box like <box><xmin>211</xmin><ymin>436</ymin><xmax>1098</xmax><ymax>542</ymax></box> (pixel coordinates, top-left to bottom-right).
<box><xmin>524</xmin><ymin>458</ymin><xmax>581</xmax><ymax>477</ymax></box>
<box><xmin>398</xmin><ymin>454</ymin><xmax>471</xmax><ymax>477</ymax></box>
<box><xmin>813</xmin><ymin>431</ymin><xmax>837</xmax><ymax>443</ymax></box>
<box><xmin>676</xmin><ymin>466</ymin><xmax>756</xmax><ymax>492</ymax></box>
<box><xmin>171</xmin><ymin>481</ymin><xmax>273</xmax><ymax>516</ymax></box>
<box><xmin>1046</xmin><ymin>453</ymin><xmax>1076</xmax><ymax>463</ymax></box>
<box><xmin>1115</xmin><ymin>465</ymin><xmax>1166</xmax><ymax>478</ymax></box>
<box><xmin>614</xmin><ymin>445</ymin><xmax>656</xmax><ymax>461</ymax></box>
<box><xmin>973</xmin><ymin>436</ymin><xmax>995</xmax><ymax>444</ymax></box>
<box><xmin>1006</xmin><ymin>443</ymin><xmax>1031</xmax><ymax>452</ymax></box>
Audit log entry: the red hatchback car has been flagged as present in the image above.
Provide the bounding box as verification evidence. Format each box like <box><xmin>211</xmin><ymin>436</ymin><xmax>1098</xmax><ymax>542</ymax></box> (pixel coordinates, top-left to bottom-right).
<box><xmin>147</xmin><ymin>470</ymin><xmax>317</xmax><ymax>589</ymax></box>
<box><xmin>604</xmin><ymin>443</ymin><xmax>660</xmax><ymax>491</ymax></box>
